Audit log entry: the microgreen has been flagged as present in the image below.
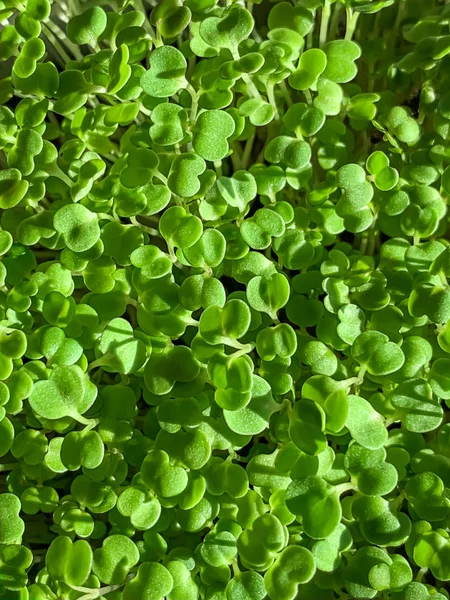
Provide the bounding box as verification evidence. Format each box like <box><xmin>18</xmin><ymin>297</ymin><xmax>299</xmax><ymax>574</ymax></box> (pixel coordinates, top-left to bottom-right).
<box><xmin>0</xmin><ymin>0</ymin><xmax>450</xmax><ymax>598</ymax></box>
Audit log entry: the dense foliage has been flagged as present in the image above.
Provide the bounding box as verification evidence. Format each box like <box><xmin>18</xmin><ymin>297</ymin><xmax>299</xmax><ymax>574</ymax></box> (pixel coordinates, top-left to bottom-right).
<box><xmin>1</xmin><ymin>0</ymin><xmax>450</xmax><ymax>598</ymax></box>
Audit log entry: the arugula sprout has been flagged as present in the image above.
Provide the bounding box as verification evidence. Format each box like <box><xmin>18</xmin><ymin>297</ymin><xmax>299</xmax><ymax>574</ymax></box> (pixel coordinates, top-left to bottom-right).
<box><xmin>1</xmin><ymin>0</ymin><xmax>450</xmax><ymax>598</ymax></box>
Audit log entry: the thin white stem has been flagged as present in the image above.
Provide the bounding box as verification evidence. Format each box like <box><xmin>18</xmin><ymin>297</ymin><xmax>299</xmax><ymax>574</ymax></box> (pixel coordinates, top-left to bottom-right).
<box><xmin>70</xmin><ymin>582</ymin><xmax>127</xmax><ymax>600</ymax></box>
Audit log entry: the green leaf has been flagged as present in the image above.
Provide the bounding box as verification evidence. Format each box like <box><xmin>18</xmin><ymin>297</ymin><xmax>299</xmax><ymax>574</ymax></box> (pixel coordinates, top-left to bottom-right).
<box><xmin>289</xmin><ymin>49</ymin><xmax>327</xmax><ymax>90</ymax></box>
<box><xmin>0</xmin><ymin>494</ymin><xmax>24</xmax><ymax>544</ymax></box>
<box><xmin>67</xmin><ymin>6</ymin><xmax>107</xmax><ymax>45</ymax></box>
<box><xmin>123</xmin><ymin>562</ymin><xmax>173</xmax><ymax>600</ymax></box>
<box><xmin>322</xmin><ymin>40</ymin><xmax>361</xmax><ymax>83</ymax></box>
<box><xmin>193</xmin><ymin>110</ymin><xmax>236</xmax><ymax>161</ymax></box>
<box><xmin>29</xmin><ymin>365</ymin><xmax>97</xmax><ymax>421</ymax></box>
<box><xmin>200</xmin><ymin>4</ymin><xmax>253</xmax><ymax>50</ymax></box>
<box><xmin>45</xmin><ymin>536</ymin><xmax>92</xmax><ymax>586</ymax></box>
<box><xmin>286</xmin><ymin>476</ymin><xmax>341</xmax><ymax>539</ymax></box>
<box><xmin>93</xmin><ymin>535</ymin><xmax>140</xmax><ymax>584</ymax></box>
<box><xmin>141</xmin><ymin>46</ymin><xmax>187</xmax><ymax>98</ymax></box>
<box><xmin>265</xmin><ymin>546</ymin><xmax>316</xmax><ymax>600</ymax></box>
<box><xmin>346</xmin><ymin>395</ymin><xmax>388</xmax><ymax>450</ymax></box>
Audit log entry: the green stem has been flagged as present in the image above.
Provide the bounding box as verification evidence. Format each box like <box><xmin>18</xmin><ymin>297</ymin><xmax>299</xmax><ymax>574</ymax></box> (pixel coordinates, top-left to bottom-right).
<box><xmin>342</xmin><ymin>364</ymin><xmax>367</xmax><ymax>390</ymax></box>
<box><xmin>415</xmin><ymin>567</ymin><xmax>428</xmax><ymax>582</ymax></box>
<box><xmin>97</xmin><ymin>213</ymin><xmax>115</xmax><ymax>222</ymax></box>
<box><xmin>231</xmin><ymin>47</ymin><xmax>263</xmax><ymax>100</ymax></box>
<box><xmin>341</xmin><ymin>376</ymin><xmax>360</xmax><ymax>388</ymax></box>
<box><xmin>41</xmin><ymin>23</ymin><xmax>72</xmax><ymax>66</ymax></box>
<box><xmin>72</xmin><ymin>414</ymin><xmax>99</xmax><ymax>427</ymax></box>
<box><xmin>130</xmin><ymin>216</ymin><xmax>160</xmax><ymax>237</ymax></box>
<box><xmin>70</xmin><ymin>0</ymin><xmax>82</xmax><ymax>15</ymax></box>
<box><xmin>69</xmin><ymin>582</ymin><xmax>127</xmax><ymax>600</ymax></box>
<box><xmin>132</xmin><ymin>0</ymin><xmax>157</xmax><ymax>39</ymax></box>
<box><xmin>359</xmin><ymin>233</ymin><xmax>368</xmax><ymax>254</ymax></box>
<box><xmin>167</xmin><ymin>243</ymin><xmax>177</xmax><ymax>263</ymax></box>
<box><xmin>232</xmin><ymin>560</ymin><xmax>241</xmax><ymax>577</ymax></box>
<box><xmin>285</xmin><ymin>399</ymin><xmax>294</xmax><ymax>420</ymax></box>
<box><xmin>390</xmin><ymin>491</ymin><xmax>405</xmax><ymax>512</ymax></box>
<box><xmin>154</xmin><ymin>170</ymin><xmax>168</xmax><ymax>185</ymax></box>
<box><xmin>345</xmin><ymin>7</ymin><xmax>360</xmax><ymax>41</ymax></box>
<box><xmin>10</xmin><ymin>0</ymin><xmax>26</xmax><ymax>10</ymax></box>
<box><xmin>225</xmin><ymin>338</ymin><xmax>254</xmax><ymax>353</ymax></box>
<box><xmin>242</xmin><ymin>133</ymin><xmax>255</xmax><ymax>170</ymax></box>
<box><xmin>366</xmin><ymin>230</ymin><xmax>376</xmax><ymax>257</ymax></box>
<box><xmin>319</xmin><ymin>0</ymin><xmax>331</xmax><ymax>48</ymax></box>
<box><xmin>43</xmin><ymin>19</ymin><xmax>83</xmax><ymax>61</ymax></box>
<box><xmin>357</xmin><ymin>364</ymin><xmax>367</xmax><ymax>383</ymax></box>
<box><xmin>154</xmin><ymin>30</ymin><xmax>163</xmax><ymax>48</ymax></box>
<box><xmin>335</xmin><ymin>482</ymin><xmax>355</xmax><ymax>495</ymax></box>
<box><xmin>280</xmin><ymin>81</ymin><xmax>293</xmax><ymax>107</ymax></box>
<box><xmin>82</xmin><ymin>419</ymin><xmax>99</xmax><ymax>434</ymax></box>
<box><xmin>303</xmin><ymin>89</ymin><xmax>313</xmax><ymax>105</ymax></box>
<box><xmin>385</xmin><ymin>414</ymin><xmax>400</xmax><ymax>427</ymax></box>
<box><xmin>98</xmin><ymin>93</ymin><xmax>118</xmax><ymax>106</ymax></box>
<box><xmin>329</xmin><ymin>1</ymin><xmax>343</xmax><ymax>41</ymax></box>
<box><xmin>266</xmin><ymin>83</ymin><xmax>279</xmax><ymax>120</ymax></box>
<box><xmin>126</xmin><ymin>296</ymin><xmax>139</xmax><ymax>307</ymax></box>
<box><xmin>45</xmin><ymin>163</ymin><xmax>74</xmax><ymax>188</ymax></box>
<box><xmin>187</xmin><ymin>56</ymin><xmax>197</xmax><ymax>81</ymax></box>
<box><xmin>186</xmin><ymin>83</ymin><xmax>199</xmax><ymax>124</ymax></box>
<box><xmin>390</xmin><ymin>0</ymin><xmax>407</xmax><ymax>52</ymax></box>
<box><xmin>87</xmin><ymin>354</ymin><xmax>113</xmax><ymax>372</ymax></box>
<box><xmin>186</xmin><ymin>318</ymin><xmax>200</xmax><ymax>328</ymax></box>
<box><xmin>231</xmin><ymin>142</ymin><xmax>243</xmax><ymax>171</ymax></box>
<box><xmin>230</xmin><ymin>343</ymin><xmax>255</xmax><ymax>359</ymax></box>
